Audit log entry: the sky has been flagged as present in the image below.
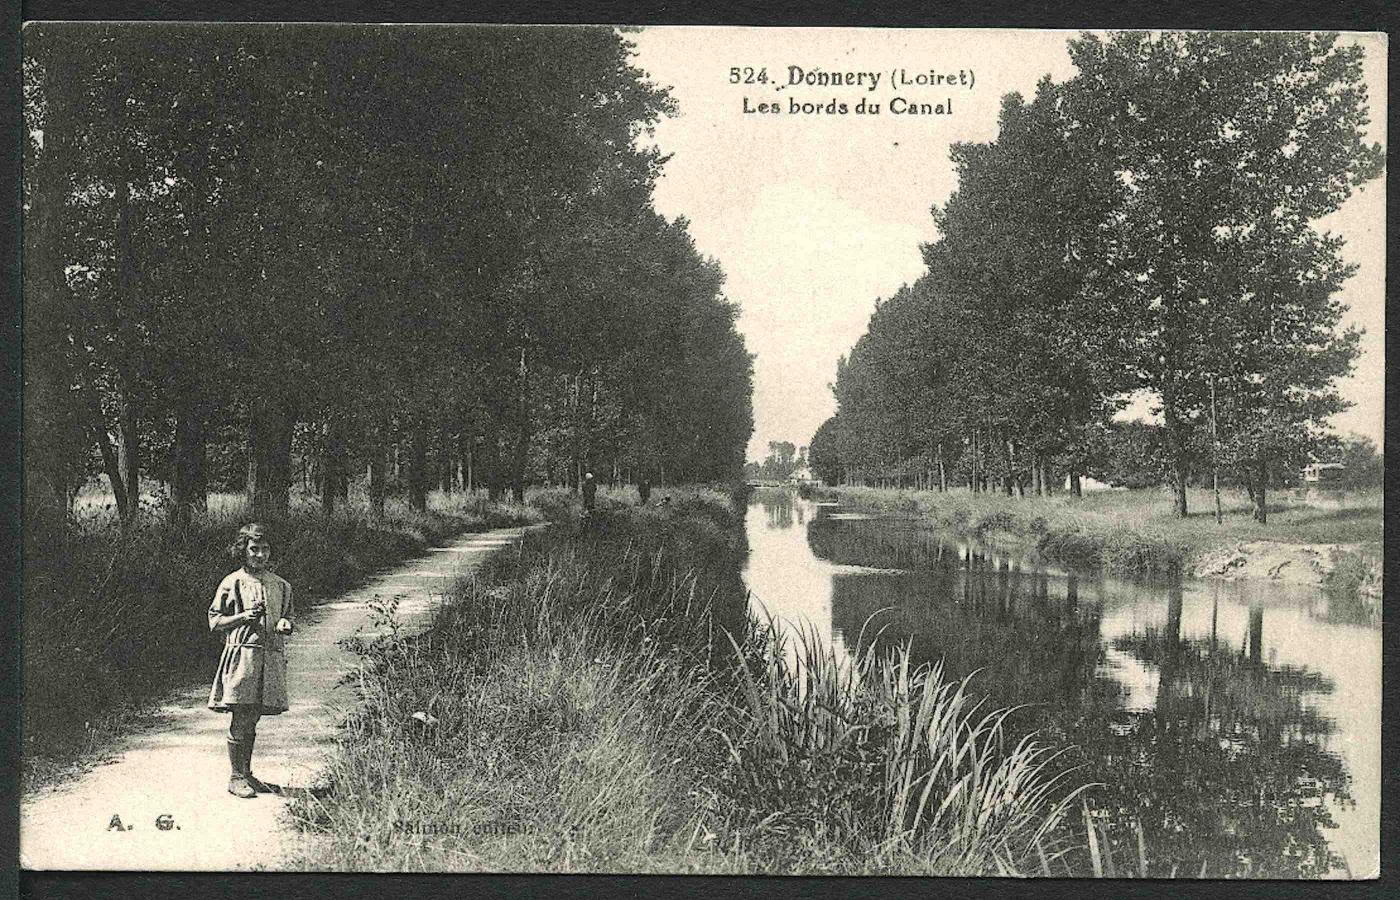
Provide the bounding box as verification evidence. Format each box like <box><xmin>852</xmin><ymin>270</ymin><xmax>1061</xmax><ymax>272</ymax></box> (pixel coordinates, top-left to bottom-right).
<box><xmin>629</xmin><ymin>28</ymin><xmax>1387</xmax><ymax>461</ymax></box>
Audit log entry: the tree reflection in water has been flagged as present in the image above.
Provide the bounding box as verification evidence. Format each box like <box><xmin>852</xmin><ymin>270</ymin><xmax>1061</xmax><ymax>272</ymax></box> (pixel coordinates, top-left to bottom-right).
<box><xmin>759</xmin><ymin>489</ymin><xmax>797</xmax><ymax>530</ymax></box>
<box><xmin>1102</xmin><ymin>591</ymin><xmax>1351</xmax><ymax>877</ymax></box>
<box><xmin>812</xmin><ymin>518</ymin><xmax>1354</xmax><ymax>878</ymax></box>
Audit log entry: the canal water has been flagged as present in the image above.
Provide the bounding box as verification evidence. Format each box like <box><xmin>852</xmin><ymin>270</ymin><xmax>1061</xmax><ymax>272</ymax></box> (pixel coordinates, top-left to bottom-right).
<box><xmin>740</xmin><ymin>488</ymin><xmax>1380</xmax><ymax>879</ymax></box>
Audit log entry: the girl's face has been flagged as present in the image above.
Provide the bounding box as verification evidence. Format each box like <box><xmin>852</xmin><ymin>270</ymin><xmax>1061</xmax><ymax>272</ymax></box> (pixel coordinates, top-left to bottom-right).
<box><xmin>245</xmin><ymin>538</ymin><xmax>272</xmax><ymax>572</ymax></box>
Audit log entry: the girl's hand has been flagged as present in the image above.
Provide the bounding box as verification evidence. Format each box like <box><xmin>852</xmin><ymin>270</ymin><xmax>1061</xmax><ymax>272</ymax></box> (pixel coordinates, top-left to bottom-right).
<box><xmin>246</xmin><ymin>600</ymin><xmax>266</xmax><ymax>623</ymax></box>
<box><xmin>275</xmin><ymin>618</ymin><xmax>293</xmax><ymax>635</ymax></box>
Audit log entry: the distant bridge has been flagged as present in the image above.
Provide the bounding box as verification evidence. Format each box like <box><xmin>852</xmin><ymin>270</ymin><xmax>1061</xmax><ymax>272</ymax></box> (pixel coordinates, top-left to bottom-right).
<box><xmin>746</xmin><ymin>478</ymin><xmax>821</xmax><ymax>490</ymax></box>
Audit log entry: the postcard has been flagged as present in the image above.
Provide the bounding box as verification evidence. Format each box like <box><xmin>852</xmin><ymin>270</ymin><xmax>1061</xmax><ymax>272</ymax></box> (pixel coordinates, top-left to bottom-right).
<box><xmin>19</xmin><ymin>23</ymin><xmax>1385</xmax><ymax>878</ymax></box>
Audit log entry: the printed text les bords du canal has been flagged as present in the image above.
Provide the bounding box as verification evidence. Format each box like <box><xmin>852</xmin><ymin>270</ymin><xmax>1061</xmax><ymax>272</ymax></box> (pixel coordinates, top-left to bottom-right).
<box><xmin>729</xmin><ymin>64</ymin><xmax>976</xmax><ymax>117</ymax></box>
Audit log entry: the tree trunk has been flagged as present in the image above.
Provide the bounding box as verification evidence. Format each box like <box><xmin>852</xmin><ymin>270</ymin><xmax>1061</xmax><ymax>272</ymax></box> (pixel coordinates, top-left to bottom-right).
<box><xmin>438</xmin><ymin>420</ymin><xmax>454</xmax><ymax>493</ymax></box>
<box><xmin>23</xmin><ymin>293</ymin><xmax>77</xmax><ymax>529</ymax></box>
<box><xmin>407</xmin><ymin>425</ymin><xmax>428</xmax><ymax>512</ymax></box>
<box><xmin>1171</xmin><ymin>463</ymin><xmax>1189</xmax><ymax>519</ymax></box>
<box><xmin>512</xmin><ymin>347</ymin><xmax>530</xmax><ymax>503</ymax></box>
<box><xmin>458</xmin><ymin>427</ymin><xmax>474</xmax><ymax>493</ymax></box>
<box><xmin>247</xmin><ymin>396</ymin><xmax>296</xmax><ymax>518</ymax></box>
<box><xmin>937</xmin><ymin>446</ymin><xmax>947</xmax><ymax>492</ymax></box>
<box><xmin>367</xmin><ymin>441</ymin><xmax>386</xmax><ymax>523</ymax></box>
<box><xmin>117</xmin><ymin>389</ymin><xmax>141</xmax><ymax>527</ymax></box>
<box><xmin>22</xmin><ymin>52</ymin><xmax>81</xmax><ymax>535</ymax></box>
<box><xmin>320</xmin><ymin>424</ymin><xmax>342</xmax><ymax>515</ymax></box>
<box><xmin>1162</xmin><ymin>403</ymin><xmax>1190</xmax><ymax>518</ymax></box>
<box><xmin>171</xmin><ymin>405</ymin><xmax>208</xmax><ymax>529</ymax></box>
<box><xmin>511</xmin><ymin>422</ymin><xmax>528</xmax><ymax>504</ymax></box>
<box><xmin>93</xmin><ymin>418</ymin><xmax>129</xmax><ymax>524</ymax></box>
<box><xmin>1032</xmin><ymin>453</ymin><xmax>1043</xmax><ymax>497</ymax></box>
<box><xmin>483</xmin><ymin>418</ymin><xmax>504</xmax><ymax>501</ymax></box>
<box><xmin>970</xmin><ymin>432</ymin><xmax>980</xmax><ymax>494</ymax></box>
<box><xmin>1069</xmin><ymin>468</ymin><xmax>1082</xmax><ymax>498</ymax></box>
<box><xmin>569</xmin><ymin>373</ymin><xmax>583</xmax><ymax>494</ymax></box>
<box><xmin>1252</xmin><ymin>458</ymin><xmax>1268</xmax><ymax>524</ymax></box>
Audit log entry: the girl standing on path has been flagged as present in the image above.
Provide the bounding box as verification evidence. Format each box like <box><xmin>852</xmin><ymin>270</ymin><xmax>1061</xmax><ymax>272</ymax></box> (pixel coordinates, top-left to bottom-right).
<box><xmin>207</xmin><ymin>523</ymin><xmax>295</xmax><ymax>799</ymax></box>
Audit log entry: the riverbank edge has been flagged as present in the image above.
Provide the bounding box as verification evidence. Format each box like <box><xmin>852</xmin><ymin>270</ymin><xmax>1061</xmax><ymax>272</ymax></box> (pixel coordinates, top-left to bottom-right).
<box><xmin>283</xmin><ymin>488</ymin><xmax>1087</xmax><ymax>874</ymax></box>
<box><xmin>816</xmin><ymin>486</ymin><xmax>1382</xmax><ymax>600</ymax></box>
<box><xmin>21</xmin><ymin>499</ymin><xmax>546</xmax><ymax>794</ymax></box>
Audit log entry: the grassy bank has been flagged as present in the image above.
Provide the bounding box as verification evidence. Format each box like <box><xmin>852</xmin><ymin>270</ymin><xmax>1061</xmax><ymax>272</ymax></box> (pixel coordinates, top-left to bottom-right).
<box><xmin>22</xmin><ymin>488</ymin><xmax>542</xmax><ymax>790</ymax></box>
<box><xmin>822</xmin><ymin>485</ymin><xmax>1382</xmax><ymax>582</ymax></box>
<box><xmin>287</xmin><ymin>488</ymin><xmax>1084</xmax><ymax>874</ymax></box>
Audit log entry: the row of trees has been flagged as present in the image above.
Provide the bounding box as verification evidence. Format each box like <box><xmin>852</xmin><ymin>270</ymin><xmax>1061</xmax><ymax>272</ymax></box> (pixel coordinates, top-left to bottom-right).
<box><xmin>742</xmin><ymin>441</ymin><xmax>806</xmax><ymax>482</ymax></box>
<box><xmin>24</xmin><ymin>24</ymin><xmax>754</xmax><ymax>530</ymax></box>
<box><xmin>812</xmin><ymin>32</ymin><xmax>1382</xmax><ymax>520</ymax></box>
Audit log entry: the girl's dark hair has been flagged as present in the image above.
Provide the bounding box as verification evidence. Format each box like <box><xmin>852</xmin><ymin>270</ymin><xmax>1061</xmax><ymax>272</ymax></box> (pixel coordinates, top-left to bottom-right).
<box><xmin>229</xmin><ymin>522</ymin><xmax>272</xmax><ymax>562</ymax></box>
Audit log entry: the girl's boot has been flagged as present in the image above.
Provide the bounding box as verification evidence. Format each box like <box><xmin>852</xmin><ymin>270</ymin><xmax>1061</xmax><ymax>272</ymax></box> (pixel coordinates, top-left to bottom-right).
<box><xmin>227</xmin><ymin>739</ymin><xmax>256</xmax><ymax>799</ymax></box>
<box><xmin>242</xmin><ymin>736</ymin><xmax>271</xmax><ymax>793</ymax></box>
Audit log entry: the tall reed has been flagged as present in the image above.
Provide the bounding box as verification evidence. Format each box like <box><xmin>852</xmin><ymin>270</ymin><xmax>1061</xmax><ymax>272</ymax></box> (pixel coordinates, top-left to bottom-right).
<box><xmin>718</xmin><ymin>615</ymin><xmax>1087</xmax><ymax>874</ymax></box>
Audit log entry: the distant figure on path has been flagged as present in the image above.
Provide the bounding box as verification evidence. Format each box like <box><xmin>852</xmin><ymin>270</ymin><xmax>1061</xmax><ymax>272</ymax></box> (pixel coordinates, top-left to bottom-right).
<box><xmin>582</xmin><ymin>472</ymin><xmax>597</xmax><ymax>516</ymax></box>
<box><xmin>207</xmin><ymin>523</ymin><xmax>296</xmax><ymax>799</ymax></box>
<box><xmin>638</xmin><ymin>477</ymin><xmax>652</xmax><ymax>506</ymax></box>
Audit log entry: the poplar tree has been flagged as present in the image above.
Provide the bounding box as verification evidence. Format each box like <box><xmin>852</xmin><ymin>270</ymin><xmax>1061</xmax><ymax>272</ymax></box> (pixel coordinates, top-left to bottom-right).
<box><xmin>1063</xmin><ymin>31</ymin><xmax>1382</xmax><ymax>517</ymax></box>
<box><xmin>23</xmin><ymin>24</ymin><xmax>756</xmax><ymax>526</ymax></box>
<box><xmin>827</xmin><ymin>32</ymin><xmax>1381</xmax><ymax>517</ymax></box>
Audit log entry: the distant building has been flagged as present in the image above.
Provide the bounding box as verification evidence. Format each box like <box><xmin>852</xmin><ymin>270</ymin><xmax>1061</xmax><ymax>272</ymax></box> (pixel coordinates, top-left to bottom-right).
<box><xmin>1063</xmin><ymin>474</ymin><xmax>1121</xmax><ymax>493</ymax></box>
<box><xmin>1303</xmin><ymin>462</ymin><xmax>1345</xmax><ymax>486</ymax></box>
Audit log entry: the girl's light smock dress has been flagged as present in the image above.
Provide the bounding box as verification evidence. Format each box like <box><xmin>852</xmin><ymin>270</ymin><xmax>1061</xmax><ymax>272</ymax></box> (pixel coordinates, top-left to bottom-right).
<box><xmin>207</xmin><ymin>569</ymin><xmax>294</xmax><ymax>714</ymax></box>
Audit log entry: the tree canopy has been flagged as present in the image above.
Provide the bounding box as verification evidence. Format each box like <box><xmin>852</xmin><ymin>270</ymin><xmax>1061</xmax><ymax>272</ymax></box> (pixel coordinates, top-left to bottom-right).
<box><xmin>822</xmin><ymin>32</ymin><xmax>1381</xmax><ymax>517</ymax></box>
<box><xmin>24</xmin><ymin>24</ymin><xmax>754</xmax><ymax>530</ymax></box>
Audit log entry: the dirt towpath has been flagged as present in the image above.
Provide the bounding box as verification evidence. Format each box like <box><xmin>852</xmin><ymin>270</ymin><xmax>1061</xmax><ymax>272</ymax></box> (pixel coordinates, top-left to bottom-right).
<box><xmin>21</xmin><ymin>525</ymin><xmax>539</xmax><ymax>871</ymax></box>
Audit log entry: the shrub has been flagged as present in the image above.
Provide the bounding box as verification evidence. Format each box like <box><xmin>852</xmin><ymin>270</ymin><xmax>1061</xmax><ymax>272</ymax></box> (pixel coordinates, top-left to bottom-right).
<box><xmin>526</xmin><ymin>487</ymin><xmax>579</xmax><ymax>524</ymax></box>
<box><xmin>1322</xmin><ymin>544</ymin><xmax>1382</xmax><ymax>622</ymax></box>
